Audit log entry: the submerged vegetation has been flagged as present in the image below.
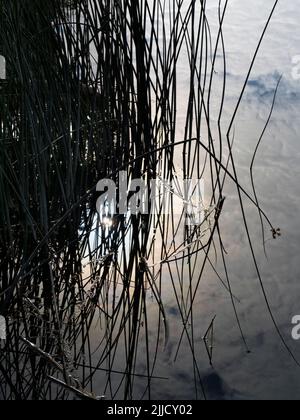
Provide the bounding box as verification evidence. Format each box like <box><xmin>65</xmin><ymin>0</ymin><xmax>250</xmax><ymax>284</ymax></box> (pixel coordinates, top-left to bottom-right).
<box><xmin>0</xmin><ymin>0</ymin><xmax>293</xmax><ymax>400</ymax></box>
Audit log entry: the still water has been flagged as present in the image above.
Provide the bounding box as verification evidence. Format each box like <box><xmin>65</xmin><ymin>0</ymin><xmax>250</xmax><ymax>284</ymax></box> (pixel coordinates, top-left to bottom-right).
<box><xmin>161</xmin><ymin>0</ymin><xmax>300</xmax><ymax>400</ymax></box>
<box><xmin>2</xmin><ymin>0</ymin><xmax>300</xmax><ymax>401</ymax></box>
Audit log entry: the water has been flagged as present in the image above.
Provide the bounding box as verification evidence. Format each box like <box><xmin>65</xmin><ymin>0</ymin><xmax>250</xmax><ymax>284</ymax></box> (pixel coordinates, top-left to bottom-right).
<box><xmin>89</xmin><ymin>0</ymin><xmax>300</xmax><ymax>400</ymax></box>
<box><xmin>152</xmin><ymin>0</ymin><xmax>300</xmax><ymax>400</ymax></box>
<box><xmin>1</xmin><ymin>0</ymin><xmax>300</xmax><ymax>401</ymax></box>
<box><xmin>103</xmin><ymin>0</ymin><xmax>300</xmax><ymax>400</ymax></box>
